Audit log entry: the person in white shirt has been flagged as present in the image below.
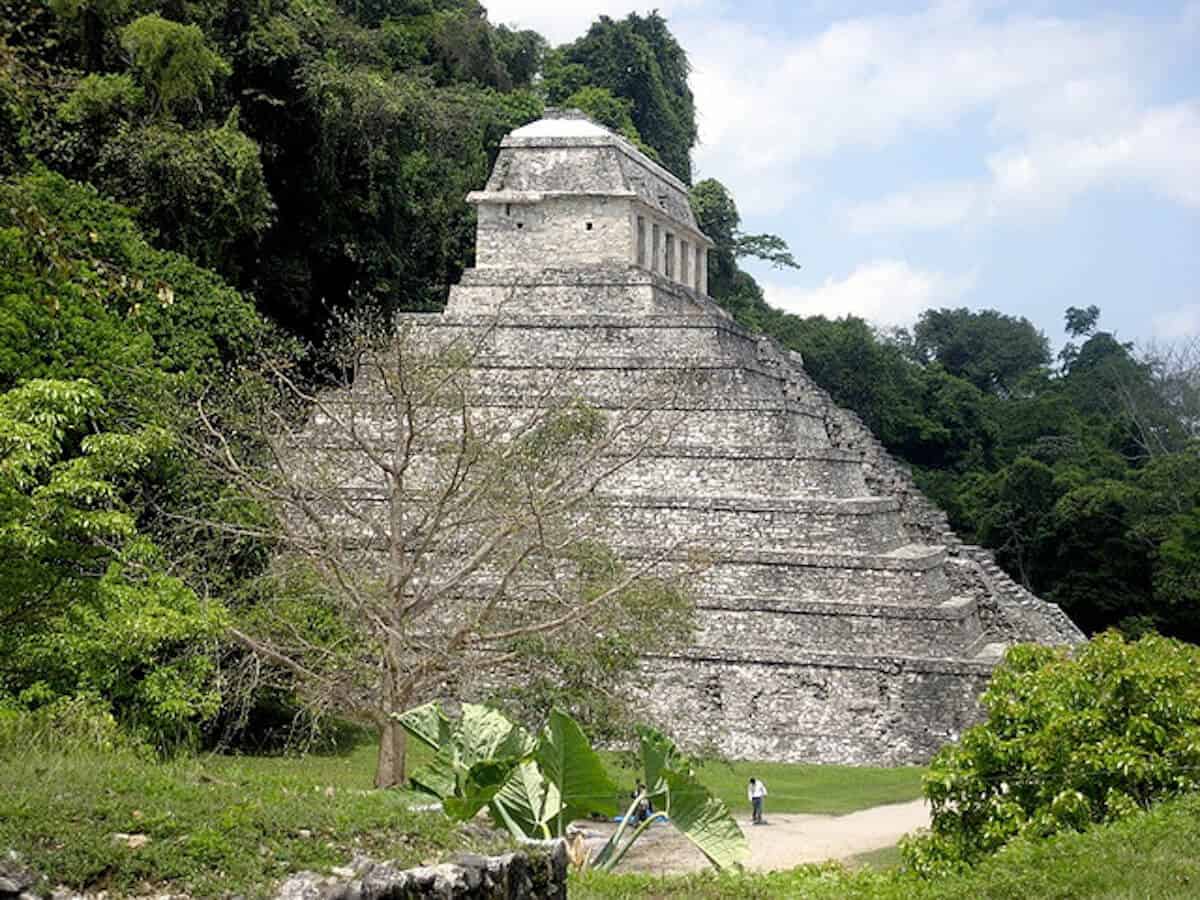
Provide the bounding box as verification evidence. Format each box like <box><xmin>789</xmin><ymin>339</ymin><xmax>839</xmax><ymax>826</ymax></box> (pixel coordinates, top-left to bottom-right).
<box><xmin>748</xmin><ymin>776</ymin><xmax>767</xmax><ymax>824</ymax></box>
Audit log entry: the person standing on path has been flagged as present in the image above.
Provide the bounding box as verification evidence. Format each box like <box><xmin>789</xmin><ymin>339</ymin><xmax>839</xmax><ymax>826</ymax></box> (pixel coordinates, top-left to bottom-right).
<box><xmin>748</xmin><ymin>777</ymin><xmax>768</xmax><ymax>825</ymax></box>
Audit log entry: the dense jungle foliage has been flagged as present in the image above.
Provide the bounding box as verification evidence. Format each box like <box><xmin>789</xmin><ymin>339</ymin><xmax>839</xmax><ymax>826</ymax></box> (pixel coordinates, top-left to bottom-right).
<box><xmin>1</xmin><ymin>0</ymin><xmax>1197</xmax><ymax>753</ymax></box>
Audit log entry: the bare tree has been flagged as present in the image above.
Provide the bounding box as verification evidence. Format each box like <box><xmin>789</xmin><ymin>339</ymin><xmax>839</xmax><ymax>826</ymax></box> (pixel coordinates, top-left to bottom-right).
<box><xmin>189</xmin><ymin>313</ymin><xmax>696</xmax><ymax>787</ymax></box>
<box><xmin>1140</xmin><ymin>337</ymin><xmax>1200</xmax><ymax>446</ymax></box>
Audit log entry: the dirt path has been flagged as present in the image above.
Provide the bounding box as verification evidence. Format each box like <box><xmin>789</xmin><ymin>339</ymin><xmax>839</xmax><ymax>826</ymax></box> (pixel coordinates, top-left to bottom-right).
<box><xmin>578</xmin><ymin>799</ymin><xmax>930</xmax><ymax>874</ymax></box>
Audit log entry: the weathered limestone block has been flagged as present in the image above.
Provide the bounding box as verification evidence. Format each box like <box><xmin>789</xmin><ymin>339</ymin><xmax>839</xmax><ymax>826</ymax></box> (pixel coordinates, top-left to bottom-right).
<box><xmin>421</xmin><ymin>315</ymin><xmax>762</xmax><ymax>367</ymax></box>
<box><xmin>602</xmin><ymin>448</ymin><xmax>870</xmax><ymax>499</ymax></box>
<box><xmin>683</xmin><ymin>547</ymin><xmax>952</xmax><ymax>607</ymax></box>
<box><xmin>448</xmin><ymin>267</ymin><xmax>710</xmax><ymax>317</ymax></box>
<box><xmin>696</xmin><ymin>597</ymin><xmax>983</xmax><ymax>657</ymax></box>
<box><xmin>274</xmin><ymin>843</ymin><xmax>567</xmax><ymax>900</ymax></box>
<box><xmin>642</xmin><ymin>655</ymin><xmax>993</xmax><ymax>764</ymax></box>
<box><xmin>588</xmin><ymin>496</ymin><xmax>909</xmax><ymax>554</ymax></box>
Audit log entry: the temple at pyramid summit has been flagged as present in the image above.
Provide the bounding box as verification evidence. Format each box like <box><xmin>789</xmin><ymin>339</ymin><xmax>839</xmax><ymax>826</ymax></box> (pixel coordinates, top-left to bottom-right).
<box><xmin>320</xmin><ymin>109</ymin><xmax>1083</xmax><ymax>764</ymax></box>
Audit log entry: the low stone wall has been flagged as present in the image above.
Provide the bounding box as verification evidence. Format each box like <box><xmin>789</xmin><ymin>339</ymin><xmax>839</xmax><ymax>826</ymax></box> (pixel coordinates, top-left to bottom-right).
<box><xmin>275</xmin><ymin>842</ymin><xmax>567</xmax><ymax>900</ymax></box>
<box><xmin>0</xmin><ymin>845</ymin><xmax>567</xmax><ymax>900</ymax></box>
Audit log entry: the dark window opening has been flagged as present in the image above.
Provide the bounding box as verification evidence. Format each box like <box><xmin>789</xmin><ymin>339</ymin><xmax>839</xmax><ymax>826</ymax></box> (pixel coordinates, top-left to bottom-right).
<box><xmin>516</xmin><ymin>222</ymin><xmax>524</xmax><ymax>229</ymax></box>
<box><xmin>585</xmin><ymin>222</ymin><xmax>593</xmax><ymax>231</ymax></box>
<box><xmin>505</xmin><ymin>203</ymin><xmax>511</xmax><ymax>216</ymax></box>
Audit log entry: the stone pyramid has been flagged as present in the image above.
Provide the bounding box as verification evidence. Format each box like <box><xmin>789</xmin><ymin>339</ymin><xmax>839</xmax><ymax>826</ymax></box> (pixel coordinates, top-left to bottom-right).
<box><xmin>377</xmin><ymin>110</ymin><xmax>1082</xmax><ymax>764</ymax></box>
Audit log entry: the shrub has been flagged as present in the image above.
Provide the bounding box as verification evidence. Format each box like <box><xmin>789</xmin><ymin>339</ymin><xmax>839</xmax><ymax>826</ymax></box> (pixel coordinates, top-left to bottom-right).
<box><xmin>903</xmin><ymin>632</ymin><xmax>1200</xmax><ymax>875</ymax></box>
<box><xmin>0</xmin><ymin>694</ymin><xmax>132</xmax><ymax>757</ymax></box>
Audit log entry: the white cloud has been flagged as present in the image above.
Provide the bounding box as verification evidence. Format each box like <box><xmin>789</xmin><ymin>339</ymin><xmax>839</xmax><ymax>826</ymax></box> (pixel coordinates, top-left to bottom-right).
<box><xmin>678</xmin><ymin>3</ymin><xmax>1200</xmax><ymax>224</ymax></box>
<box><xmin>846</xmin><ymin>102</ymin><xmax>1200</xmax><ymax>232</ymax></box>
<box><xmin>1152</xmin><ymin>305</ymin><xmax>1200</xmax><ymax>339</ymax></box>
<box><xmin>762</xmin><ymin>260</ymin><xmax>975</xmax><ymax>326</ymax></box>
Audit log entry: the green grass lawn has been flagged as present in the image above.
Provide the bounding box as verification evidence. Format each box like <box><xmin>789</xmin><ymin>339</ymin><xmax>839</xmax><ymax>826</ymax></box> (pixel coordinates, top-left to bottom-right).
<box><xmin>601</xmin><ymin>752</ymin><xmax>925</xmax><ymax>815</ymax></box>
<box><xmin>0</xmin><ymin>734</ymin><xmax>925</xmax><ymax>898</ymax></box>
<box><xmin>0</xmin><ymin>740</ymin><xmax>507</xmax><ymax>899</ymax></box>
<box><xmin>572</xmin><ymin>792</ymin><xmax>1200</xmax><ymax>900</ymax></box>
<box><xmin>846</xmin><ymin>844</ymin><xmax>903</xmax><ymax>871</ymax></box>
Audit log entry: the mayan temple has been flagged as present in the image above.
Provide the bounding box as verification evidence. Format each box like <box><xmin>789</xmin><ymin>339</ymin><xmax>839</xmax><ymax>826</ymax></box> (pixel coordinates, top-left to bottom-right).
<box><xmin>324</xmin><ymin>109</ymin><xmax>1082</xmax><ymax>764</ymax></box>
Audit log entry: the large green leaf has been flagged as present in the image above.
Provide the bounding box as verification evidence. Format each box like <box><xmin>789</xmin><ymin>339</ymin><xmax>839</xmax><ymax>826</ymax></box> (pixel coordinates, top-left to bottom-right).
<box><xmin>395</xmin><ymin>702</ymin><xmax>453</xmax><ymax>752</ymax></box>
<box><xmin>535</xmin><ymin>708</ymin><xmax>619</xmax><ymax>833</ymax></box>
<box><xmin>408</xmin><ymin>752</ymin><xmax>456</xmax><ymax>799</ymax></box>
<box><xmin>443</xmin><ymin>757</ymin><xmax>523</xmax><ymax>821</ymax></box>
<box><xmin>662</xmin><ymin>766</ymin><xmax>748</xmax><ymax>869</ymax></box>
<box><xmin>397</xmin><ymin>702</ymin><xmax>532</xmax><ymax>806</ymax></box>
<box><xmin>489</xmin><ymin>760</ymin><xmax>562</xmax><ymax>839</ymax></box>
<box><xmin>457</xmin><ymin>703</ymin><xmax>534</xmax><ymax>766</ymax></box>
<box><xmin>639</xmin><ymin>726</ymin><xmax>680</xmax><ymax>798</ymax></box>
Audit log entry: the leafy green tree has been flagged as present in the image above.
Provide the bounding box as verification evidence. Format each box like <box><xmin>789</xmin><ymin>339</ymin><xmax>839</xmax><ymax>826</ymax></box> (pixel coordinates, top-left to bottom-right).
<box><xmin>120</xmin><ymin>14</ymin><xmax>230</xmax><ymax>117</ymax></box>
<box><xmin>911</xmin><ymin>307</ymin><xmax>1050</xmax><ymax>396</ymax></box>
<box><xmin>689</xmin><ymin>178</ymin><xmax>799</xmax><ymax>304</ymax></box>
<box><xmin>905</xmin><ymin>634</ymin><xmax>1200</xmax><ymax>875</ymax></box>
<box><xmin>960</xmin><ymin>456</ymin><xmax>1060</xmax><ymax>590</ymax></box>
<box><xmin>562</xmin><ymin>85</ymin><xmax>642</xmax><ymax>146</ymax></box>
<box><xmin>1127</xmin><ymin>449</ymin><xmax>1200</xmax><ymax>641</ymax></box>
<box><xmin>0</xmin><ymin>379</ymin><xmax>226</xmax><ymax>748</ymax></box>
<box><xmin>1065</xmin><ymin>304</ymin><xmax>1101</xmax><ymax>339</ymax></box>
<box><xmin>46</xmin><ymin>0</ymin><xmax>133</xmax><ymax>71</ymax></box>
<box><xmin>553</xmin><ymin>13</ymin><xmax>696</xmax><ymax>182</ymax></box>
<box><xmin>494</xmin><ymin>25</ymin><xmax>546</xmax><ymax>87</ymax></box>
<box><xmin>1049</xmin><ymin>479</ymin><xmax>1153</xmax><ymax>633</ymax></box>
<box><xmin>539</xmin><ymin>50</ymin><xmax>591</xmax><ymax>104</ymax></box>
<box><xmin>94</xmin><ymin>114</ymin><xmax>274</xmax><ymax>278</ymax></box>
<box><xmin>0</xmin><ymin>41</ymin><xmax>31</xmax><ymax>175</ymax></box>
<box><xmin>0</xmin><ymin>169</ymin><xmax>268</xmax><ymax>395</ymax></box>
<box><xmin>689</xmin><ymin>179</ymin><xmax>745</xmax><ymax>301</ymax></box>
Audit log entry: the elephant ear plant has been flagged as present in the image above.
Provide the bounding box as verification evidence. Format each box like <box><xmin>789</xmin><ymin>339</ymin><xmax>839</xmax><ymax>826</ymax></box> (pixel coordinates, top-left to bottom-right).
<box><xmin>395</xmin><ymin>704</ymin><xmax>748</xmax><ymax>870</ymax></box>
<box><xmin>593</xmin><ymin>726</ymin><xmax>748</xmax><ymax>871</ymax></box>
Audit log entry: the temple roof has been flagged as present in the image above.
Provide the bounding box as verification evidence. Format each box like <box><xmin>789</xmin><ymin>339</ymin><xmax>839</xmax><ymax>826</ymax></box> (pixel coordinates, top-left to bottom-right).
<box><xmin>472</xmin><ymin>108</ymin><xmax>710</xmax><ymax>241</ymax></box>
<box><xmin>509</xmin><ymin>115</ymin><xmax>613</xmax><ymax>140</ymax></box>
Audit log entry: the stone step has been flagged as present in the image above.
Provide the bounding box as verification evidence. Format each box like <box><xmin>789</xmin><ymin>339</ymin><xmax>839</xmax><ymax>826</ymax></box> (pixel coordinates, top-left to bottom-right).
<box><xmin>460</xmin><ymin>366</ymin><xmax>823</xmax><ymax>413</ymax></box>
<box><xmin>694</xmin><ymin>596</ymin><xmax>983</xmax><ymax>658</ymax></box>
<box><xmin>638</xmin><ymin>651</ymin><xmax>995</xmax><ymax>764</ymax></box>
<box><xmin>410</xmin><ymin>313</ymin><xmax>765</xmax><ymax>366</ymax></box>
<box><xmin>305</xmin><ymin>403</ymin><xmax>837</xmax><ymax>455</ymax></box>
<box><xmin>591</xmin><ymin>495</ymin><xmax>907</xmax><ymax>554</ymax></box>
<box><xmin>601</xmin><ymin>450</ymin><xmax>871</xmax><ymax>500</ymax></box>
<box><xmin>674</xmin><ymin>544</ymin><xmax>955</xmax><ymax>608</ymax></box>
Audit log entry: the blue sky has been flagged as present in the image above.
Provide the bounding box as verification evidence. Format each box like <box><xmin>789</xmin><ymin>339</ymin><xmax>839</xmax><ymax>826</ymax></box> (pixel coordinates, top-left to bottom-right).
<box><xmin>484</xmin><ymin>0</ymin><xmax>1200</xmax><ymax>347</ymax></box>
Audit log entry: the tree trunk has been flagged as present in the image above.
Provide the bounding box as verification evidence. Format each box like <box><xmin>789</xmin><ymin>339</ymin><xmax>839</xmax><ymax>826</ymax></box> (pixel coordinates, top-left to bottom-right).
<box><xmin>374</xmin><ymin>665</ymin><xmax>409</xmax><ymax>789</ymax></box>
<box><xmin>374</xmin><ymin>717</ymin><xmax>408</xmax><ymax>789</ymax></box>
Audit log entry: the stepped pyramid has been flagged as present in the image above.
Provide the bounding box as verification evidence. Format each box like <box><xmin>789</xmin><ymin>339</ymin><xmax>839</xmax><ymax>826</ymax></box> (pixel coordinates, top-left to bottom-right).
<box><xmin>343</xmin><ymin>109</ymin><xmax>1083</xmax><ymax>764</ymax></box>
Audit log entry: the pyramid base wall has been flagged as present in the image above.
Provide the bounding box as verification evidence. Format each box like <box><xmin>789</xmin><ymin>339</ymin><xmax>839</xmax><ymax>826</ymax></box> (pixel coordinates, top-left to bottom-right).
<box><xmin>640</xmin><ymin>654</ymin><xmax>994</xmax><ymax>765</ymax></box>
